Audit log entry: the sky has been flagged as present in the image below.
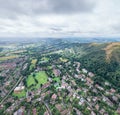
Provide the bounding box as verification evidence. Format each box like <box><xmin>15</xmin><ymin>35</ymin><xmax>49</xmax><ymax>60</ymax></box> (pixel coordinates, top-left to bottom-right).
<box><xmin>0</xmin><ymin>0</ymin><xmax>120</xmax><ymax>38</ymax></box>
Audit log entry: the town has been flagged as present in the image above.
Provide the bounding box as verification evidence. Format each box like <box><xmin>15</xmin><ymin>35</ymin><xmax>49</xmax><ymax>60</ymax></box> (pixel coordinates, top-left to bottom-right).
<box><xmin>0</xmin><ymin>39</ymin><xmax>120</xmax><ymax>115</ymax></box>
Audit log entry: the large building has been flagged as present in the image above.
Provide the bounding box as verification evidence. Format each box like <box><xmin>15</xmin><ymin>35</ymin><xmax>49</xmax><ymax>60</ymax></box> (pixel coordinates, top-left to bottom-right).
<box><xmin>14</xmin><ymin>86</ymin><xmax>25</xmax><ymax>93</ymax></box>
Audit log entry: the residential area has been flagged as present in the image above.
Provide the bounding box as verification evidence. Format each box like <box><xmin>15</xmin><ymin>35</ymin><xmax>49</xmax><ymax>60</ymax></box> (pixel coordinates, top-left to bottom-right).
<box><xmin>0</xmin><ymin>40</ymin><xmax>120</xmax><ymax>115</ymax></box>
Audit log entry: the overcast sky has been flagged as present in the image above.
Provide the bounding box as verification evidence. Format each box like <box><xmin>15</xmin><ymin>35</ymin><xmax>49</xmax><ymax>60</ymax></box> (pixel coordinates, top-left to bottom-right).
<box><xmin>0</xmin><ymin>0</ymin><xmax>120</xmax><ymax>38</ymax></box>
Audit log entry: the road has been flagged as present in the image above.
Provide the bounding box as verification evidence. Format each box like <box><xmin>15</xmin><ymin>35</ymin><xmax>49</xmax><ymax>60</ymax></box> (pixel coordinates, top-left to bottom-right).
<box><xmin>42</xmin><ymin>101</ymin><xmax>52</xmax><ymax>115</ymax></box>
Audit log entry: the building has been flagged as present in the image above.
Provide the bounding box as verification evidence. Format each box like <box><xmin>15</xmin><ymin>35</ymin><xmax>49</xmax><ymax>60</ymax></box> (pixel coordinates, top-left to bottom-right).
<box><xmin>14</xmin><ymin>86</ymin><xmax>25</xmax><ymax>93</ymax></box>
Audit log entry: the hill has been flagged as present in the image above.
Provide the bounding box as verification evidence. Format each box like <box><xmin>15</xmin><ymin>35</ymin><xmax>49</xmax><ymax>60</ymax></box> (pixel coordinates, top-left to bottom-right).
<box><xmin>73</xmin><ymin>42</ymin><xmax>120</xmax><ymax>93</ymax></box>
<box><xmin>62</xmin><ymin>42</ymin><xmax>120</xmax><ymax>92</ymax></box>
<box><xmin>104</xmin><ymin>42</ymin><xmax>120</xmax><ymax>62</ymax></box>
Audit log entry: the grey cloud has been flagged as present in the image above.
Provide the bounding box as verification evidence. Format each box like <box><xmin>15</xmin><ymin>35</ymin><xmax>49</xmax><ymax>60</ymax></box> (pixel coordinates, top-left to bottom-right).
<box><xmin>0</xmin><ymin>0</ymin><xmax>95</xmax><ymax>18</ymax></box>
<box><xmin>50</xmin><ymin>27</ymin><xmax>63</xmax><ymax>32</ymax></box>
<box><xmin>49</xmin><ymin>0</ymin><xmax>95</xmax><ymax>14</ymax></box>
<box><xmin>112</xmin><ymin>24</ymin><xmax>120</xmax><ymax>33</ymax></box>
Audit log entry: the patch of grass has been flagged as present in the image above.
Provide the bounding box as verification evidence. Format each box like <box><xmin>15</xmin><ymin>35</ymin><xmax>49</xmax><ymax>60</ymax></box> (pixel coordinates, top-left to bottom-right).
<box><xmin>47</xmin><ymin>66</ymin><xmax>52</xmax><ymax>69</ymax></box>
<box><xmin>53</xmin><ymin>77</ymin><xmax>60</xmax><ymax>82</ymax></box>
<box><xmin>0</xmin><ymin>55</ymin><xmax>19</xmax><ymax>61</ymax></box>
<box><xmin>26</xmin><ymin>71</ymin><xmax>48</xmax><ymax>90</ymax></box>
<box><xmin>60</xmin><ymin>57</ymin><xmax>68</xmax><ymax>62</ymax></box>
<box><xmin>35</xmin><ymin>71</ymin><xmax>48</xmax><ymax>85</ymax></box>
<box><xmin>31</xmin><ymin>59</ymin><xmax>37</xmax><ymax>65</ymax></box>
<box><xmin>30</xmin><ymin>59</ymin><xmax>37</xmax><ymax>71</ymax></box>
<box><xmin>13</xmin><ymin>90</ymin><xmax>26</xmax><ymax>98</ymax></box>
<box><xmin>41</xmin><ymin>57</ymin><xmax>49</xmax><ymax>61</ymax></box>
<box><xmin>27</xmin><ymin>74</ymin><xmax>36</xmax><ymax>87</ymax></box>
<box><xmin>35</xmin><ymin>84</ymin><xmax>41</xmax><ymax>89</ymax></box>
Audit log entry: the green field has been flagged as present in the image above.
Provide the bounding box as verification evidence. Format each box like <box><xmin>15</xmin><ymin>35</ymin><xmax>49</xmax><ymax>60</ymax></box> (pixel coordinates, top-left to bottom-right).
<box><xmin>13</xmin><ymin>90</ymin><xmax>26</xmax><ymax>98</ymax></box>
<box><xmin>27</xmin><ymin>74</ymin><xmax>36</xmax><ymax>87</ymax></box>
<box><xmin>0</xmin><ymin>55</ymin><xmax>19</xmax><ymax>61</ymax></box>
<box><xmin>26</xmin><ymin>71</ymin><xmax>48</xmax><ymax>89</ymax></box>
<box><xmin>35</xmin><ymin>71</ymin><xmax>48</xmax><ymax>85</ymax></box>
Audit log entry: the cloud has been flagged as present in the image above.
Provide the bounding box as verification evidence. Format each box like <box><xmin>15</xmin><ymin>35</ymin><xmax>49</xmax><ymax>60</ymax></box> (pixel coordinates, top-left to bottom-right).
<box><xmin>0</xmin><ymin>0</ymin><xmax>95</xmax><ymax>18</ymax></box>
<box><xmin>0</xmin><ymin>0</ymin><xmax>120</xmax><ymax>38</ymax></box>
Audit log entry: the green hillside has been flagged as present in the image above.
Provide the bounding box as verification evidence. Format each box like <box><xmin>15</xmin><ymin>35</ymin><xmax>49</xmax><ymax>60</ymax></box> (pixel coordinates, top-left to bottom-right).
<box><xmin>77</xmin><ymin>43</ymin><xmax>120</xmax><ymax>93</ymax></box>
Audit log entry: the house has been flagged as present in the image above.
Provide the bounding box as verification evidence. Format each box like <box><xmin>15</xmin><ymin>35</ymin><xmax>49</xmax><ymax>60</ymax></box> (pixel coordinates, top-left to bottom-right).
<box><xmin>71</xmin><ymin>80</ymin><xmax>76</xmax><ymax>86</ymax></box>
<box><xmin>27</xmin><ymin>96</ymin><xmax>31</xmax><ymax>102</ymax></box>
<box><xmin>5</xmin><ymin>81</ymin><xmax>11</xmax><ymax>86</ymax></box>
<box><xmin>42</xmin><ymin>82</ymin><xmax>50</xmax><ymax>89</ymax></box>
<box><xmin>92</xmin><ymin>97</ymin><xmax>98</xmax><ymax>102</ymax></box>
<box><xmin>61</xmin><ymin>109</ymin><xmax>70</xmax><ymax>115</ymax></box>
<box><xmin>61</xmin><ymin>82</ymin><xmax>68</xmax><ymax>89</ymax></box>
<box><xmin>91</xmin><ymin>111</ymin><xmax>96</xmax><ymax>115</ymax></box>
<box><xmin>82</xmin><ymin>69</ymin><xmax>88</xmax><ymax>73</ymax></box>
<box><xmin>48</xmin><ymin>78</ymin><xmax>52</xmax><ymax>82</ymax></box>
<box><xmin>99</xmin><ymin>109</ymin><xmax>105</xmax><ymax>114</ymax></box>
<box><xmin>44</xmin><ymin>111</ymin><xmax>49</xmax><ymax>115</ymax></box>
<box><xmin>41</xmin><ymin>93</ymin><xmax>46</xmax><ymax>99</ymax></box>
<box><xmin>0</xmin><ymin>104</ymin><xmax>4</xmax><ymax>109</ymax></box>
<box><xmin>95</xmin><ymin>104</ymin><xmax>99</xmax><ymax>110</ymax></box>
<box><xmin>110</xmin><ymin>88</ymin><xmax>116</xmax><ymax>93</ymax></box>
<box><xmin>14</xmin><ymin>107</ymin><xmax>25</xmax><ymax>115</ymax></box>
<box><xmin>95</xmin><ymin>84</ymin><xmax>104</xmax><ymax>91</ymax></box>
<box><xmin>79</xmin><ymin>98</ymin><xmax>85</xmax><ymax>105</ymax></box>
<box><xmin>86</xmin><ymin>77</ymin><xmax>93</xmax><ymax>84</ymax></box>
<box><xmin>88</xmin><ymin>72</ymin><xmax>94</xmax><ymax>77</ymax></box>
<box><xmin>117</xmin><ymin>107</ymin><xmax>120</xmax><ymax>114</ymax></box>
<box><xmin>32</xmin><ymin>108</ymin><xmax>37</xmax><ymax>115</ymax></box>
<box><xmin>105</xmin><ymin>82</ymin><xmax>110</xmax><ymax>86</ymax></box>
<box><xmin>73</xmin><ymin>108</ymin><xmax>82</xmax><ymax>115</ymax></box>
<box><xmin>51</xmin><ymin>94</ymin><xmax>57</xmax><ymax>100</ymax></box>
<box><xmin>55</xmin><ymin>104</ymin><xmax>63</xmax><ymax>112</ymax></box>
<box><xmin>87</xmin><ymin>97</ymin><xmax>91</xmax><ymax>102</ymax></box>
<box><xmin>53</xmin><ymin>69</ymin><xmax>61</xmax><ymax>76</ymax></box>
<box><xmin>112</xmin><ymin>96</ymin><xmax>118</xmax><ymax>102</ymax></box>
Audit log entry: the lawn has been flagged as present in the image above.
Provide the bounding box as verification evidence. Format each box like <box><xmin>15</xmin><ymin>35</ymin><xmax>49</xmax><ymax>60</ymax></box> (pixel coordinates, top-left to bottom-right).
<box><xmin>13</xmin><ymin>90</ymin><xmax>26</xmax><ymax>98</ymax></box>
<box><xmin>31</xmin><ymin>59</ymin><xmax>37</xmax><ymax>64</ymax></box>
<box><xmin>0</xmin><ymin>55</ymin><xmax>19</xmax><ymax>61</ymax></box>
<box><xmin>35</xmin><ymin>71</ymin><xmax>48</xmax><ymax>85</ymax></box>
<box><xmin>26</xmin><ymin>71</ymin><xmax>48</xmax><ymax>90</ymax></box>
<box><xmin>41</xmin><ymin>57</ymin><xmax>49</xmax><ymax>61</ymax></box>
<box><xmin>27</xmin><ymin>74</ymin><xmax>36</xmax><ymax>87</ymax></box>
<box><xmin>30</xmin><ymin>59</ymin><xmax>37</xmax><ymax>71</ymax></box>
<box><xmin>53</xmin><ymin>77</ymin><xmax>60</xmax><ymax>82</ymax></box>
<box><xmin>47</xmin><ymin>66</ymin><xmax>52</xmax><ymax>70</ymax></box>
<box><xmin>60</xmin><ymin>57</ymin><xmax>68</xmax><ymax>62</ymax></box>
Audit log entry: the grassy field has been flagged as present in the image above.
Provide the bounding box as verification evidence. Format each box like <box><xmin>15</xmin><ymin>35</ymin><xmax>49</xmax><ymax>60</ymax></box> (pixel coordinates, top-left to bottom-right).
<box><xmin>13</xmin><ymin>90</ymin><xmax>26</xmax><ymax>98</ymax></box>
<box><xmin>30</xmin><ymin>59</ymin><xmax>37</xmax><ymax>71</ymax></box>
<box><xmin>35</xmin><ymin>71</ymin><xmax>48</xmax><ymax>85</ymax></box>
<box><xmin>0</xmin><ymin>55</ymin><xmax>19</xmax><ymax>61</ymax></box>
<box><xmin>26</xmin><ymin>71</ymin><xmax>48</xmax><ymax>90</ymax></box>
<box><xmin>27</xmin><ymin>74</ymin><xmax>36</xmax><ymax>87</ymax></box>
